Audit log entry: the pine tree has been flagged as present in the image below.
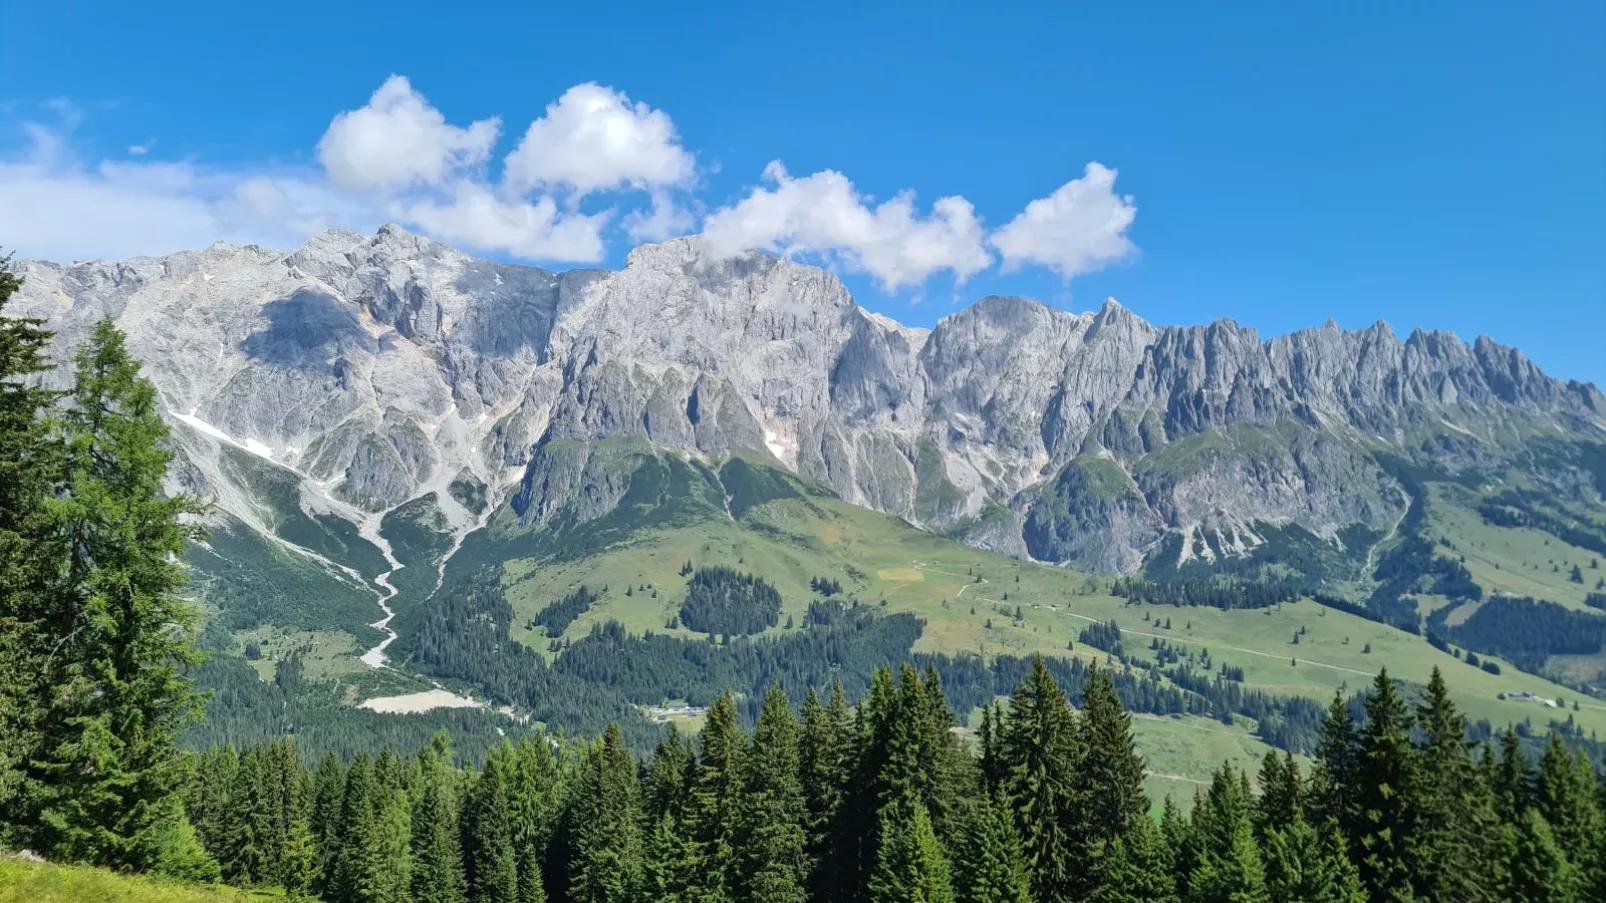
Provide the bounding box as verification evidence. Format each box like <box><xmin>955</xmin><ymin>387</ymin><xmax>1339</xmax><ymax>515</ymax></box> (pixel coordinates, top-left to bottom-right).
<box><xmin>1090</xmin><ymin>811</ymin><xmax>1177</xmax><ymax>903</ymax></box>
<box><xmin>1534</xmin><ymin>734</ymin><xmax>1604</xmax><ymax>886</ymax></box>
<box><xmin>28</xmin><ymin>319</ymin><xmax>207</xmax><ymax>869</ymax></box>
<box><xmin>0</xmin><ymin>252</ymin><xmax>63</xmax><ymax>836</ymax></box>
<box><xmin>1493</xmin><ymin>728</ymin><xmax>1533</xmax><ymax>821</ymax></box>
<box><xmin>736</xmin><ymin>685</ymin><xmax>810</xmax><ymax>903</ymax></box>
<box><xmin>1503</xmin><ymin>809</ymin><xmax>1582</xmax><ymax>903</ymax></box>
<box><xmin>868</xmin><ymin>801</ymin><xmax>955</xmax><ymax>903</ymax></box>
<box><xmin>1074</xmin><ymin>661</ymin><xmax>1149</xmax><ymax>894</ymax></box>
<box><xmin>411</xmin><ymin>743</ymin><xmax>465</xmax><ymax>903</ymax></box>
<box><xmin>332</xmin><ymin>754</ymin><xmax>380</xmax><ymax>903</ymax></box>
<box><xmin>568</xmin><ymin>724</ymin><xmax>644</xmax><ymax>903</ymax></box>
<box><xmin>1262</xmin><ymin>817</ymin><xmax>1365</xmax><ymax>903</ymax></box>
<box><xmin>1413</xmin><ymin>668</ymin><xmax>1505</xmax><ymax>901</ymax></box>
<box><xmin>1351</xmin><ymin>669</ymin><xmax>1421</xmax><ymax>901</ymax></box>
<box><xmin>1161</xmin><ymin>796</ymin><xmax>1197</xmax><ymax>896</ymax></box>
<box><xmin>310</xmin><ymin>750</ymin><xmax>347</xmax><ymax>896</ymax></box>
<box><xmin>1308</xmin><ymin>691</ymin><xmax>1360</xmax><ymax>834</ymax></box>
<box><xmin>952</xmin><ymin>793</ymin><xmax>1031</xmax><ymax>903</ymax></box>
<box><xmin>279</xmin><ymin>812</ymin><xmax>320</xmax><ymax>901</ymax></box>
<box><xmin>686</xmin><ymin>691</ymin><xmax>743</xmax><ymax>902</ymax></box>
<box><xmin>1252</xmin><ymin>751</ymin><xmax>1302</xmax><ymax>837</ymax></box>
<box><xmin>364</xmin><ymin>789</ymin><xmax>412</xmax><ymax>903</ymax></box>
<box><xmin>463</xmin><ymin>754</ymin><xmax>518</xmax><ymax>903</ymax></box>
<box><xmin>799</xmin><ymin>681</ymin><xmax>851</xmax><ymax>903</ymax></box>
<box><xmin>998</xmin><ymin>656</ymin><xmax>1081</xmax><ymax>903</ymax></box>
<box><xmin>1188</xmin><ymin>766</ymin><xmax>1269</xmax><ymax>903</ymax></box>
<box><xmin>644</xmin><ymin>812</ymin><xmax>697</xmax><ymax>903</ymax></box>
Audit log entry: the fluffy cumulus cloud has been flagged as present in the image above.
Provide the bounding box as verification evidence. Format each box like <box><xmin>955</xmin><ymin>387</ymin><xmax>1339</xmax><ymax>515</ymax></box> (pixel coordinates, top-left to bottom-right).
<box><xmin>317</xmin><ymin>75</ymin><xmax>499</xmax><ymax>192</ymax></box>
<box><xmin>700</xmin><ymin>161</ymin><xmax>993</xmax><ymax>290</ymax></box>
<box><xmin>0</xmin><ymin>81</ymin><xmax>1139</xmax><ymax>289</ymax></box>
<box><xmin>989</xmin><ymin>162</ymin><xmax>1137</xmax><ymax>278</ymax></box>
<box><xmin>503</xmin><ymin>83</ymin><xmax>695</xmax><ymax>197</ymax></box>
<box><xmin>402</xmin><ymin>183</ymin><xmax>609</xmax><ymax>262</ymax></box>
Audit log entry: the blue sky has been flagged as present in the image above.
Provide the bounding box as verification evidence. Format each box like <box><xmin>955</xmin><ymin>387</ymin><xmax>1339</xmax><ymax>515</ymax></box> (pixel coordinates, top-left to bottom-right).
<box><xmin>3</xmin><ymin>1</ymin><xmax>1603</xmax><ymax>383</ymax></box>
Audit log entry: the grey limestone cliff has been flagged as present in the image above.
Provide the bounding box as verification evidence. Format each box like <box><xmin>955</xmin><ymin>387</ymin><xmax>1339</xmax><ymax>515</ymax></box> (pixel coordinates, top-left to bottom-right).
<box><xmin>14</xmin><ymin>225</ymin><xmax>1605</xmax><ymax>573</ymax></box>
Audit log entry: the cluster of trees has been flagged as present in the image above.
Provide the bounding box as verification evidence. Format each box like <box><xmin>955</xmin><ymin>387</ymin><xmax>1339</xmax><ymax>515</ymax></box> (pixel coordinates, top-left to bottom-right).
<box><xmin>1112</xmin><ymin>576</ymin><xmax>1302</xmax><ymax>610</ymax></box>
<box><xmin>1430</xmin><ymin>594</ymin><xmax>1606</xmax><ymax>673</ymax></box>
<box><xmin>162</xmin><ymin>662</ymin><xmax>1606</xmax><ymax>903</ymax></box>
<box><xmin>677</xmin><ymin>566</ymin><xmax>782</xmax><ymax>636</ymax></box>
<box><xmin>0</xmin><ymin>265</ymin><xmax>215</xmax><ymax>873</ymax></box>
<box><xmin>529</xmin><ymin>586</ymin><xmax>599</xmax><ymax>638</ymax></box>
<box><xmin>1477</xmin><ymin>490</ymin><xmax>1606</xmax><ymax>560</ymax></box>
<box><xmin>810</xmin><ymin>575</ymin><xmax>844</xmax><ymax>596</ymax></box>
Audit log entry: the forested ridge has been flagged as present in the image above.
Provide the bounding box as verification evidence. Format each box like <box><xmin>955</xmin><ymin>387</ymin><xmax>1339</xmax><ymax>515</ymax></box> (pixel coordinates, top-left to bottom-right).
<box><xmin>5</xmin><ymin>256</ymin><xmax>1606</xmax><ymax>901</ymax></box>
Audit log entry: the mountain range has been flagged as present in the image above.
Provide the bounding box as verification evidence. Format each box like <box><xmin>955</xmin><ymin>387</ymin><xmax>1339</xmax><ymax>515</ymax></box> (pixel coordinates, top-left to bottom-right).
<box><xmin>15</xmin><ymin>224</ymin><xmax>1603</xmax><ymax>578</ymax></box>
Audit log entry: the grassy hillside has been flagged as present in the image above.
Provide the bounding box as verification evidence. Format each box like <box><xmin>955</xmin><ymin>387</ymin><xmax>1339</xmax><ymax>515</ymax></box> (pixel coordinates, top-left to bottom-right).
<box><xmin>0</xmin><ymin>859</ymin><xmax>262</xmax><ymax>902</ymax></box>
<box><xmin>449</xmin><ymin>451</ymin><xmax>1606</xmax><ymax>746</ymax></box>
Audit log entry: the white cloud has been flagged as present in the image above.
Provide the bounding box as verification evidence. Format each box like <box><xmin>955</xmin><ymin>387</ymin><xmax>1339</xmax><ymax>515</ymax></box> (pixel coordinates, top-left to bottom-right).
<box><xmin>317</xmin><ymin>75</ymin><xmax>500</xmax><ymax>192</ymax></box>
<box><xmin>623</xmin><ymin>191</ymin><xmax>695</xmax><ymax>243</ymax></box>
<box><xmin>401</xmin><ymin>183</ymin><xmax>608</xmax><ymax>262</ymax></box>
<box><xmin>4</xmin><ymin>79</ymin><xmax>1142</xmax><ymax>287</ymax></box>
<box><xmin>699</xmin><ymin>161</ymin><xmax>992</xmax><ymax>290</ymax></box>
<box><xmin>989</xmin><ymin>162</ymin><xmax>1137</xmax><ymax>279</ymax></box>
<box><xmin>503</xmin><ymin>83</ymin><xmax>694</xmax><ymax>197</ymax></box>
<box><xmin>0</xmin><ymin>125</ymin><xmax>360</xmax><ymax>262</ymax></box>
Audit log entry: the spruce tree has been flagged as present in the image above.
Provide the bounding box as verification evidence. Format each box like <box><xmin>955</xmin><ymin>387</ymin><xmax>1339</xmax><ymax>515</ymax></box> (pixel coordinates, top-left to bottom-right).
<box><xmin>366</xmin><ymin>789</ymin><xmax>413</xmax><ymax>903</ymax></box>
<box><xmin>28</xmin><ymin>319</ymin><xmax>206</xmax><ymax>869</ymax></box>
<box><xmin>800</xmin><ymin>680</ymin><xmax>851</xmax><ymax>903</ymax></box>
<box><xmin>1074</xmin><ymin>661</ymin><xmax>1149</xmax><ymax>894</ymax></box>
<box><xmin>1307</xmin><ymin>690</ymin><xmax>1360</xmax><ymax>834</ymax></box>
<box><xmin>1351</xmin><ymin>669</ymin><xmax>1421</xmax><ymax>901</ymax></box>
<box><xmin>1535</xmin><ymin>733</ymin><xmax>1604</xmax><ymax>874</ymax></box>
<box><xmin>1413</xmin><ymin>668</ymin><xmax>1504</xmax><ymax>901</ymax></box>
<box><xmin>1187</xmin><ymin>766</ymin><xmax>1269</xmax><ymax>903</ymax></box>
<box><xmin>0</xmin><ymin>252</ymin><xmax>62</xmax><ymax>837</ymax></box>
<box><xmin>952</xmin><ymin>793</ymin><xmax>1031</xmax><ymax>903</ymax></box>
<box><xmin>568</xmin><ymin>724</ymin><xmax>644</xmax><ymax>903</ymax></box>
<box><xmin>463</xmin><ymin>754</ymin><xmax>518</xmax><ymax>903</ymax></box>
<box><xmin>736</xmin><ymin>685</ymin><xmax>810</xmax><ymax>903</ymax></box>
<box><xmin>310</xmin><ymin>750</ymin><xmax>347</xmax><ymax>896</ymax></box>
<box><xmin>686</xmin><ymin>691</ymin><xmax>743</xmax><ymax>902</ymax></box>
<box><xmin>1090</xmin><ymin>811</ymin><xmax>1177</xmax><ymax>903</ymax></box>
<box><xmin>1502</xmin><ymin>808</ymin><xmax>1582</xmax><ymax>903</ymax></box>
<box><xmin>1493</xmin><ymin>727</ymin><xmax>1533</xmax><ymax>821</ymax></box>
<box><xmin>644</xmin><ymin>812</ymin><xmax>697</xmax><ymax>903</ymax></box>
<box><xmin>332</xmin><ymin>754</ymin><xmax>380</xmax><ymax>903</ymax></box>
<box><xmin>1262</xmin><ymin>816</ymin><xmax>1365</xmax><ymax>903</ymax></box>
<box><xmin>411</xmin><ymin>744</ymin><xmax>465</xmax><ymax>903</ymax></box>
<box><xmin>868</xmin><ymin>801</ymin><xmax>955</xmax><ymax>903</ymax></box>
<box><xmin>1252</xmin><ymin>751</ymin><xmax>1301</xmax><ymax>837</ymax></box>
<box><xmin>999</xmin><ymin>656</ymin><xmax>1081</xmax><ymax>903</ymax></box>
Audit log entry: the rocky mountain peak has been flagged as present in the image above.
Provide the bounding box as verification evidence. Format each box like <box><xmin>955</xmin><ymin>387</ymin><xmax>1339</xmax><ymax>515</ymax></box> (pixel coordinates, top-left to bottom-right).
<box><xmin>11</xmin><ymin>227</ymin><xmax>1603</xmax><ymax>574</ymax></box>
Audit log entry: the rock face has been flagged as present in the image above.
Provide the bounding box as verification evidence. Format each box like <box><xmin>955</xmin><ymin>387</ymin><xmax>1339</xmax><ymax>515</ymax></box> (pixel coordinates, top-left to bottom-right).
<box><xmin>15</xmin><ymin>226</ymin><xmax>1606</xmax><ymax>572</ymax></box>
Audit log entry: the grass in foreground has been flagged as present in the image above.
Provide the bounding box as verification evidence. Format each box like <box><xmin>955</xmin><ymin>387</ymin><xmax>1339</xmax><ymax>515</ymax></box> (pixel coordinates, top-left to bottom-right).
<box><xmin>0</xmin><ymin>858</ymin><xmax>265</xmax><ymax>903</ymax></box>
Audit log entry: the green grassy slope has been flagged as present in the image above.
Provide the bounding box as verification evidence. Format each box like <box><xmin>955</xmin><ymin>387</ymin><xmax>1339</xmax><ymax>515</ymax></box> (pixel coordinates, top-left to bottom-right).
<box><xmin>0</xmin><ymin>859</ymin><xmax>262</xmax><ymax>903</ymax></box>
<box><xmin>449</xmin><ymin>450</ymin><xmax>1606</xmax><ymax>747</ymax></box>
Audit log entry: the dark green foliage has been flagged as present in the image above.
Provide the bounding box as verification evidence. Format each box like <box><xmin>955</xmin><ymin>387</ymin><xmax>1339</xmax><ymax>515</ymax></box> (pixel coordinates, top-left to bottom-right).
<box><xmin>999</xmin><ymin>657</ymin><xmax>1081</xmax><ymax>903</ymax></box>
<box><xmin>678</xmin><ymin>565</ymin><xmax>783</xmax><ymax>636</ymax></box>
<box><xmin>1430</xmin><ymin>593</ymin><xmax>1606</xmax><ymax>672</ymax></box>
<box><xmin>1091</xmin><ymin>815</ymin><xmax>1177</xmax><ymax>903</ymax></box>
<box><xmin>1350</xmin><ymin>669</ymin><xmax>1422</xmax><ymax>900</ymax></box>
<box><xmin>529</xmin><ymin>585</ymin><xmax>599</xmax><ymax>638</ymax></box>
<box><xmin>953</xmin><ymin>793</ymin><xmax>1031</xmax><ymax>903</ymax></box>
<box><xmin>568</xmin><ymin>724</ymin><xmax>644</xmax><ymax>903</ymax></box>
<box><xmin>17</xmin><ymin>319</ymin><xmax>211</xmax><ymax>872</ymax></box>
<box><xmin>868</xmin><ymin>801</ymin><xmax>955</xmax><ymax>903</ymax></box>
